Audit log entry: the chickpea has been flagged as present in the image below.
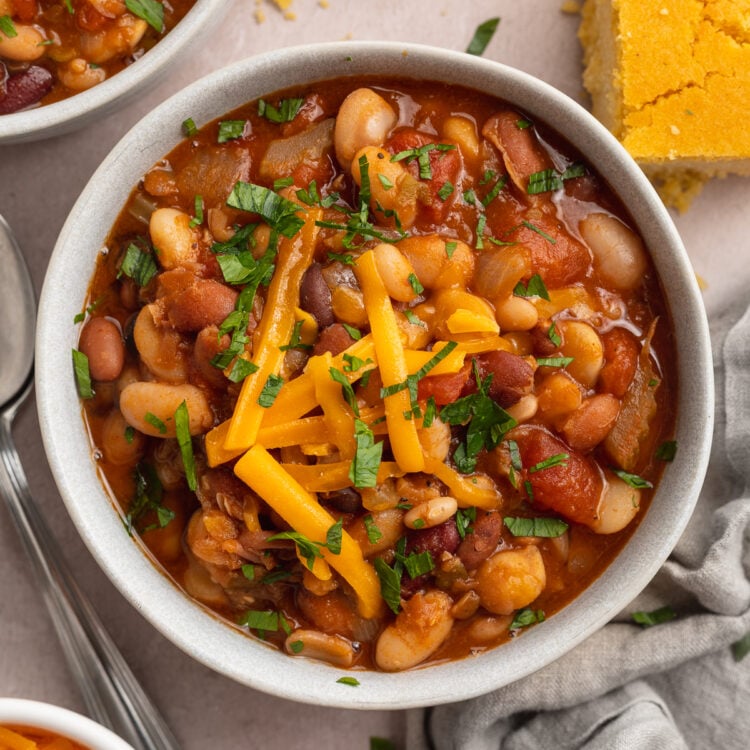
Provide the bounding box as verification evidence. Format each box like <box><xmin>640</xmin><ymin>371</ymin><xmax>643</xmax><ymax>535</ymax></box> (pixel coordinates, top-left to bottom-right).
<box><xmin>119</xmin><ymin>382</ymin><xmax>213</xmax><ymax>438</ymax></box>
<box><xmin>536</xmin><ymin>372</ymin><xmax>582</xmax><ymax>421</ymax></box>
<box><xmin>334</xmin><ymin>88</ymin><xmax>397</xmax><ymax>169</ymax></box>
<box><xmin>375</xmin><ymin>590</ymin><xmax>454</xmax><ymax>671</ymax></box>
<box><xmin>58</xmin><ymin>58</ymin><xmax>107</xmax><ymax>92</ymax></box>
<box><xmin>0</xmin><ymin>24</ymin><xmax>46</xmax><ymax>62</ymax></box>
<box><xmin>476</xmin><ymin>546</ymin><xmax>546</xmax><ymax>616</ymax></box>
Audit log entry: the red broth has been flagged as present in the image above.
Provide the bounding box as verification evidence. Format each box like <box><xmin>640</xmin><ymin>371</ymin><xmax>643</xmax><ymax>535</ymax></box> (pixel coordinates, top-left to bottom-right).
<box><xmin>75</xmin><ymin>77</ymin><xmax>676</xmax><ymax>671</ymax></box>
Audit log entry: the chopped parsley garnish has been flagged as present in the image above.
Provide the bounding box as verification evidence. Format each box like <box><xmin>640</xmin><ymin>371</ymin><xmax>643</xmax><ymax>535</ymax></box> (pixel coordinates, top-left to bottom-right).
<box><xmin>407</xmin><ymin>273</ymin><xmax>424</xmax><ymax>295</ymax></box>
<box><xmin>241</xmin><ymin>564</ymin><xmax>255</xmax><ymax>580</ymax></box>
<box><xmin>280</xmin><ymin>319</ymin><xmax>312</xmax><ymax>351</ymax></box>
<box><xmin>72</xmin><ymin>350</ymin><xmax>94</xmax><ymax>399</ymax></box>
<box><xmin>377</xmin><ymin>174</ymin><xmax>394</xmax><ymax>190</ymax></box>
<box><xmin>632</xmin><ymin>606</ymin><xmax>676</xmax><ymax>628</ymax></box>
<box><xmin>522</xmin><ymin>220</ymin><xmax>556</xmax><ymax>244</ymax></box>
<box><xmin>337</xmin><ymin>676</ymin><xmax>360</xmax><ymax>687</ymax></box>
<box><xmin>732</xmin><ymin>631</ymin><xmax>750</xmax><ymax>662</ymax></box>
<box><xmin>527</xmin><ymin>163</ymin><xmax>586</xmax><ymax>194</ymax></box>
<box><xmin>267</xmin><ymin>529</ymin><xmax>326</xmax><ymax>570</ymax></box>
<box><xmin>507</xmin><ymin>438</ymin><xmax>523</xmax><ymax>488</ymax></box>
<box><xmin>274</xmin><ymin>176</ymin><xmax>294</xmax><ymax>190</ymax></box>
<box><xmin>547</xmin><ymin>322</ymin><xmax>561</xmax><ymax>347</ymax></box>
<box><xmin>536</xmin><ymin>356</ymin><xmax>574</xmax><ymax>368</ymax></box>
<box><xmin>438</xmin><ymin>181</ymin><xmax>455</xmax><ymax>200</ymax></box>
<box><xmin>73</xmin><ymin>297</ymin><xmax>102</xmax><ymax>324</ymax></box>
<box><xmin>463</xmin><ymin>188</ymin><xmax>477</xmax><ymax>206</ymax></box>
<box><xmin>329</xmin><ymin>366</ymin><xmax>360</xmax><ymax>416</ymax></box>
<box><xmin>349</xmin><ymin>419</ymin><xmax>383</xmax><ymax>488</ymax></box>
<box><xmin>257</xmin><ymin>373</ymin><xmax>284</xmax><ymax>408</ymax></box>
<box><xmin>211</xmin><ymin>311</ymin><xmax>252</xmax><ymax>371</ymax></box>
<box><xmin>655</xmin><ymin>440</ymin><xmax>678</xmax><ymax>462</ymax></box>
<box><xmin>514</xmin><ymin>273</ymin><xmax>550</xmax><ymax>300</ymax></box>
<box><xmin>364</xmin><ymin>515</ymin><xmax>383</xmax><ymax>544</ymax></box>
<box><xmin>481</xmin><ymin>175</ymin><xmax>507</xmax><ymax>206</ymax></box>
<box><xmin>342</xmin><ymin>353</ymin><xmax>373</xmax><ymax>373</ymax></box>
<box><xmin>445</xmin><ymin>241</ymin><xmax>457</xmax><ymax>258</ymax></box>
<box><xmin>289</xmin><ymin>640</ymin><xmax>304</xmax><ymax>654</ymax></box>
<box><xmin>403</xmin><ymin>550</ymin><xmax>434</xmax><ymax>578</ymax></box>
<box><xmin>327</xmin><ymin>250</ymin><xmax>356</xmax><ymax>265</ymax></box>
<box><xmin>144</xmin><ymin>412</ymin><xmax>167</xmax><ymax>434</ymax></box>
<box><xmin>181</xmin><ymin>117</ymin><xmax>198</xmax><ymax>137</ymax></box>
<box><xmin>0</xmin><ymin>15</ymin><xmax>17</xmax><ymax>38</ymax></box>
<box><xmin>466</xmin><ymin>17</ymin><xmax>500</xmax><ymax>55</ymax></box>
<box><xmin>216</xmin><ymin>241</ymin><xmax>275</xmax><ymax>286</ymax></box>
<box><xmin>440</xmin><ymin>362</ymin><xmax>517</xmax><ymax>473</ymax></box>
<box><xmin>217</xmin><ymin>120</ymin><xmax>247</xmax><ymax>143</ymax></box>
<box><xmin>403</xmin><ymin>309</ymin><xmax>425</xmax><ymax>327</ymax></box>
<box><xmin>125</xmin><ymin>462</ymin><xmax>172</xmax><ymax>535</ymax></box>
<box><xmin>174</xmin><ymin>401</ymin><xmax>197</xmax><ymax>491</ymax></box>
<box><xmin>296</xmin><ymin>180</ymin><xmax>339</xmax><ymax>208</ymax></box>
<box><xmin>373</xmin><ymin>557</ymin><xmax>402</xmax><ymax>614</ymax></box>
<box><xmin>239</xmin><ymin>609</ymin><xmax>280</xmax><ymax>633</ymax></box>
<box><xmin>189</xmin><ymin>194</ymin><xmax>204</xmax><ymax>228</ymax></box>
<box><xmin>475</xmin><ymin>213</ymin><xmax>488</xmax><ymax>249</ymax></box>
<box><xmin>124</xmin><ymin>426</ymin><xmax>135</xmax><ymax>444</ymax></box>
<box><xmin>370</xmin><ymin>739</ymin><xmax>396</xmax><ymax>750</ymax></box>
<box><xmin>380</xmin><ymin>341</ymin><xmax>458</xmax><ymax>404</ymax></box>
<box><xmin>63</xmin><ymin>0</ymin><xmax>73</xmax><ymax>12</ymax></box>
<box><xmin>455</xmin><ymin>507</ymin><xmax>477</xmax><ymax>539</ymax></box>
<box><xmin>516</xmin><ymin>119</ymin><xmax>532</xmax><ymax>129</ymax></box>
<box><xmin>390</xmin><ymin>142</ymin><xmax>455</xmax><ymax>181</ymax></box>
<box><xmin>125</xmin><ymin>0</ymin><xmax>164</xmax><ymax>33</ymax></box>
<box><xmin>504</xmin><ymin>516</ymin><xmax>569</xmax><ymax>537</ymax></box>
<box><xmin>227</xmin><ymin>181</ymin><xmax>305</xmax><ymax>238</ymax></box>
<box><xmin>422</xmin><ymin>396</ymin><xmax>437</xmax><ymax>428</ymax></box>
<box><xmin>510</xmin><ymin>608</ymin><xmax>545</xmax><ymax>630</ymax></box>
<box><xmin>119</xmin><ymin>243</ymin><xmax>157</xmax><ymax>287</ymax></box>
<box><xmin>613</xmin><ymin>469</ymin><xmax>653</xmax><ymax>489</ymax></box>
<box><xmin>341</xmin><ymin>323</ymin><xmax>362</xmax><ymax>340</ymax></box>
<box><xmin>258</xmin><ymin>97</ymin><xmax>304</xmax><ymax>123</ymax></box>
<box><xmin>528</xmin><ymin>453</ymin><xmax>569</xmax><ymax>473</ymax></box>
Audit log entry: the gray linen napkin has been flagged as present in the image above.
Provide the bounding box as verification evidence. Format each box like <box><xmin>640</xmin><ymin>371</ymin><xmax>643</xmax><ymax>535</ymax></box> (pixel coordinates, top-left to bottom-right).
<box><xmin>407</xmin><ymin>301</ymin><xmax>750</xmax><ymax>749</ymax></box>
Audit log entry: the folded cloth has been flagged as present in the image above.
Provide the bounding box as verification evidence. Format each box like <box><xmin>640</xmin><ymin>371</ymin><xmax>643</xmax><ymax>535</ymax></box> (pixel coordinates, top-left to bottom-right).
<box><xmin>407</xmin><ymin>301</ymin><xmax>750</xmax><ymax>749</ymax></box>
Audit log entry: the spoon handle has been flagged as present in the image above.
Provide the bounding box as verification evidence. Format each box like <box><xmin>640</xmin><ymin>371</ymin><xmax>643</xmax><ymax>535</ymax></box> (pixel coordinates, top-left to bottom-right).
<box><xmin>0</xmin><ymin>406</ymin><xmax>181</xmax><ymax>750</ymax></box>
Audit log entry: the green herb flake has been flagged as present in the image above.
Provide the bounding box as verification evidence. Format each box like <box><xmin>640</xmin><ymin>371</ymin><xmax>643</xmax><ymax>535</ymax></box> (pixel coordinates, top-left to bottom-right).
<box><xmin>0</xmin><ymin>15</ymin><xmax>17</xmax><ymax>39</ymax></box>
<box><xmin>481</xmin><ymin>176</ymin><xmax>507</xmax><ymax>207</ymax></box>
<box><xmin>536</xmin><ymin>356</ymin><xmax>574</xmax><ymax>368</ymax></box>
<box><xmin>329</xmin><ymin>366</ymin><xmax>360</xmax><ymax>416</ymax></box>
<box><xmin>125</xmin><ymin>462</ymin><xmax>172</xmax><ymax>535</ymax></box>
<box><xmin>527</xmin><ymin>168</ymin><xmax>563</xmax><ymax>195</ymax></box>
<box><xmin>528</xmin><ymin>453</ymin><xmax>569</xmax><ymax>474</ymax></box>
<box><xmin>280</xmin><ymin>319</ymin><xmax>313</xmax><ymax>352</ymax></box>
<box><xmin>181</xmin><ymin>117</ymin><xmax>198</xmax><ymax>137</ymax></box>
<box><xmin>516</xmin><ymin>119</ymin><xmax>532</xmax><ymax>129</ymax></box>
<box><xmin>257</xmin><ymin>373</ymin><xmax>285</xmax><ymax>408</ymax></box>
<box><xmin>120</xmin><ymin>243</ymin><xmax>157</xmax><ymax>287</ymax></box>
<box><xmin>466</xmin><ymin>17</ymin><xmax>500</xmax><ymax>56</ymax></box>
<box><xmin>364</xmin><ymin>515</ymin><xmax>383</xmax><ymax>544</ymax></box>
<box><xmin>655</xmin><ymin>440</ymin><xmax>678</xmax><ymax>462</ymax></box>
<box><xmin>72</xmin><ymin>349</ymin><xmax>94</xmax><ymax>399</ymax></box>
<box><xmin>326</xmin><ymin>517</ymin><xmax>343</xmax><ymax>556</ymax></box>
<box><xmin>258</xmin><ymin>97</ymin><xmax>304</xmax><ymax>124</ymax></box>
<box><xmin>288</xmin><ymin>639</ymin><xmax>304</xmax><ymax>654</ymax></box>
<box><xmin>377</xmin><ymin>173</ymin><xmax>394</xmax><ymax>190</ymax></box>
<box><xmin>336</xmin><ymin>676</ymin><xmax>360</xmax><ymax>687</ymax></box>
<box><xmin>463</xmin><ymin>188</ymin><xmax>477</xmax><ymax>206</ymax></box>
<box><xmin>342</xmin><ymin>323</ymin><xmax>362</xmax><ymax>340</ymax></box>
<box><xmin>189</xmin><ymin>194</ymin><xmax>204</xmax><ymax>228</ymax></box>
<box><xmin>514</xmin><ymin>273</ymin><xmax>550</xmax><ymax>300</ymax></box>
<box><xmin>445</xmin><ymin>241</ymin><xmax>457</xmax><ymax>259</ymax></box>
<box><xmin>403</xmin><ymin>309</ymin><xmax>425</xmax><ymax>328</ymax></box>
<box><xmin>227</xmin><ymin>357</ymin><xmax>259</xmax><ymax>383</ymax></box>
<box><xmin>547</xmin><ymin>322</ymin><xmax>561</xmax><ymax>347</ymax></box>
<box><xmin>227</xmin><ymin>181</ymin><xmax>304</xmax><ymax>238</ymax></box>
<box><xmin>374</xmin><ymin>557</ymin><xmax>402</xmax><ymax>614</ymax></box>
<box><xmin>732</xmin><ymin>631</ymin><xmax>750</xmax><ymax>662</ymax></box>
<box><xmin>218</xmin><ymin>120</ymin><xmax>247</xmax><ymax>143</ymax></box>
<box><xmin>522</xmin><ymin>220</ymin><xmax>557</xmax><ymax>244</ymax></box>
<box><xmin>241</xmin><ymin>564</ymin><xmax>255</xmax><ymax>581</ymax></box>
<box><xmin>274</xmin><ymin>176</ymin><xmax>295</xmax><ymax>191</ymax></box>
<box><xmin>240</xmin><ymin>609</ymin><xmax>279</xmax><ymax>632</ymax></box>
<box><xmin>510</xmin><ymin>608</ymin><xmax>545</xmax><ymax>630</ymax></box>
<box><xmin>438</xmin><ymin>181</ymin><xmax>455</xmax><ymax>201</ymax></box>
<box><xmin>422</xmin><ymin>396</ymin><xmax>437</xmax><ymax>429</ymax></box>
<box><xmin>613</xmin><ymin>469</ymin><xmax>653</xmax><ymax>489</ymax></box>
<box><xmin>125</xmin><ymin>0</ymin><xmax>165</xmax><ymax>33</ymax></box>
<box><xmin>455</xmin><ymin>506</ymin><xmax>477</xmax><ymax>540</ymax></box>
<box><xmin>632</xmin><ymin>605</ymin><xmax>676</xmax><ymax>628</ymax></box>
<box><xmin>73</xmin><ymin>297</ymin><xmax>103</xmax><ymax>324</ymax></box>
<box><xmin>174</xmin><ymin>401</ymin><xmax>197</xmax><ymax>491</ymax></box>
<box><xmin>327</xmin><ymin>250</ymin><xmax>356</xmax><ymax>266</ymax></box>
<box><xmin>144</xmin><ymin>412</ymin><xmax>167</xmax><ymax>435</ymax></box>
<box><xmin>403</xmin><ymin>549</ymin><xmax>434</xmax><ymax>578</ymax></box>
<box><xmin>408</xmin><ymin>273</ymin><xmax>424</xmax><ymax>295</ymax></box>
<box><xmin>390</xmin><ymin>142</ymin><xmax>455</xmax><ymax>181</ymax></box>
<box><xmin>504</xmin><ymin>516</ymin><xmax>569</xmax><ymax>538</ymax></box>
<box><xmin>475</xmin><ymin>213</ymin><xmax>487</xmax><ymax>249</ymax></box>
<box><xmin>267</xmin><ymin>529</ymin><xmax>325</xmax><ymax>570</ymax></box>
<box><xmin>349</xmin><ymin>418</ymin><xmax>383</xmax><ymax>488</ymax></box>
<box><xmin>124</xmin><ymin>426</ymin><xmax>135</xmax><ymax>444</ymax></box>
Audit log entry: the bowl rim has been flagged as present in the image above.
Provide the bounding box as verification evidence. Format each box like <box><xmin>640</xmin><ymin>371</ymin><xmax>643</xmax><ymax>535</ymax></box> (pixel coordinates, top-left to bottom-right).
<box><xmin>36</xmin><ymin>40</ymin><xmax>714</xmax><ymax>709</ymax></box>
<box><xmin>0</xmin><ymin>698</ymin><xmax>134</xmax><ymax>749</ymax></box>
<box><xmin>0</xmin><ymin>0</ymin><xmax>226</xmax><ymax>145</ymax></box>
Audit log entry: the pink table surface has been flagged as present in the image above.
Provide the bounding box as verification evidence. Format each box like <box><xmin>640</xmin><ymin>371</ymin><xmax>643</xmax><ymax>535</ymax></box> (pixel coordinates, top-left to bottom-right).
<box><xmin>1</xmin><ymin>1</ymin><xmax>747</xmax><ymax>747</ymax></box>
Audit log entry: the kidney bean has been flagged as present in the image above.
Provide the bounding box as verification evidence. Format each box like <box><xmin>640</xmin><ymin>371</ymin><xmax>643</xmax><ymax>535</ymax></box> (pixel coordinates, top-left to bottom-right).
<box><xmin>0</xmin><ymin>66</ymin><xmax>54</xmax><ymax>115</ymax></box>
<box><xmin>313</xmin><ymin>323</ymin><xmax>355</xmax><ymax>356</ymax></box>
<box><xmin>599</xmin><ymin>327</ymin><xmax>639</xmax><ymax>397</ymax></box>
<box><xmin>511</xmin><ymin>424</ymin><xmax>603</xmax><ymax>527</ymax></box>
<box><xmin>475</xmin><ymin>350</ymin><xmax>534</xmax><ymax>408</ymax></box>
<box><xmin>457</xmin><ymin>511</ymin><xmax>502</xmax><ymax>570</ymax></box>
<box><xmin>319</xmin><ymin>487</ymin><xmax>362</xmax><ymax>514</ymax></box>
<box><xmin>162</xmin><ymin>277</ymin><xmax>238</xmax><ymax>332</ymax></box>
<box><xmin>300</xmin><ymin>262</ymin><xmax>334</xmax><ymax>328</ymax></box>
<box><xmin>78</xmin><ymin>317</ymin><xmax>125</xmax><ymax>382</ymax></box>
<box><xmin>531</xmin><ymin>319</ymin><xmax>564</xmax><ymax>357</ymax></box>
<box><xmin>402</xmin><ymin>519</ymin><xmax>460</xmax><ymax>597</ymax></box>
<box><xmin>561</xmin><ymin>394</ymin><xmax>620</xmax><ymax>452</ymax></box>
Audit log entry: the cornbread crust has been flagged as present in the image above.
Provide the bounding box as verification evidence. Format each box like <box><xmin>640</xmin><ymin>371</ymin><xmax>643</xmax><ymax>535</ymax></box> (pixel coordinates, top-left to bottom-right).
<box><xmin>579</xmin><ymin>0</ymin><xmax>750</xmax><ymax>209</ymax></box>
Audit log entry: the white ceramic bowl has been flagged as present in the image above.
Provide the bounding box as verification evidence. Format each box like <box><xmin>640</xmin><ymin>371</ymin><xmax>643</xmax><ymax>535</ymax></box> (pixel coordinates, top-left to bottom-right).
<box><xmin>0</xmin><ymin>0</ymin><xmax>226</xmax><ymax>145</ymax></box>
<box><xmin>0</xmin><ymin>698</ymin><xmax>134</xmax><ymax>749</ymax></box>
<box><xmin>36</xmin><ymin>42</ymin><xmax>713</xmax><ymax>709</ymax></box>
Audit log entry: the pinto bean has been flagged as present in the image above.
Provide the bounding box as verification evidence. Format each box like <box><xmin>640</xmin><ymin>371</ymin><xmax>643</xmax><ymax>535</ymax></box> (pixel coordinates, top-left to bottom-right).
<box><xmin>457</xmin><ymin>511</ymin><xmax>502</xmax><ymax>570</ymax></box>
<box><xmin>375</xmin><ymin>590</ymin><xmax>454</xmax><ymax>671</ymax></box>
<box><xmin>161</xmin><ymin>277</ymin><xmax>238</xmax><ymax>332</ymax></box>
<box><xmin>475</xmin><ymin>350</ymin><xmax>534</xmax><ymax>408</ymax></box>
<box><xmin>511</xmin><ymin>425</ymin><xmax>603</xmax><ymax>527</ymax></box>
<box><xmin>133</xmin><ymin>304</ymin><xmax>189</xmax><ymax>382</ymax></box>
<box><xmin>300</xmin><ymin>262</ymin><xmax>334</xmax><ymax>328</ymax></box>
<box><xmin>0</xmin><ymin>65</ymin><xmax>54</xmax><ymax>114</ymax></box>
<box><xmin>78</xmin><ymin>317</ymin><xmax>125</xmax><ymax>382</ymax></box>
<box><xmin>192</xmin><ymin>326</ymin><xmax>230</xmax><ymax>387</ymax></box>
<box><xmin>561</xmin><ymin>394</ymin><xmax>620</xmax><ymax>452</ymax></box>
<box><xmin>313</xmin><ymin>323</ymin><xmax>355</xmax><ymax>357</ymax></box>
<box><xmin>599</xmin><ymin>327</ymin><xmax>639</xmax><ymax>397</ymax></box>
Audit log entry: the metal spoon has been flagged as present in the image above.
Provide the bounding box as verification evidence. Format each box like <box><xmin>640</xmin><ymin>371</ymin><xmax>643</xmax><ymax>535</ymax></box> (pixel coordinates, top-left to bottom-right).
<box><xmin>0</xmin><ymin>215</ymin><xmax>181</xmax><ymax>750</ymax></box>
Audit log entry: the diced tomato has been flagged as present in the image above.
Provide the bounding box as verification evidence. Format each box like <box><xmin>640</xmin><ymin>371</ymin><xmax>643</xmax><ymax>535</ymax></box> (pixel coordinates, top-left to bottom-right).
<box><xmin>11</xmin><ymin>0</ymin><xmax>37</xmax><ymax>23</ymax></box>
<box><xmin>76</xmin><ymin>4</ymin><xmax>109</xmax><ymax>32</ymax></box>
<box><xmin>417</xmin><ymin>364</ymin><xmax>471</xmax><ymax>405</ymax></box>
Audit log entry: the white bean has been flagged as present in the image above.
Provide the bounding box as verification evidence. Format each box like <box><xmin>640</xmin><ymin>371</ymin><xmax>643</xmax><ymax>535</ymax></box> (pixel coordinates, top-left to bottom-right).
<box><xmin>149</xmin><ymin>208</ymin><xmax>198</xmax><ymax>269</ymax></box>
<box><xmin>442</xmin><ymin>116</ymin><xmax>479</xmax><ymax>162</ymax></box>
<box><xmin>590</xmin><ymin>475</ymin><xmax>641</xmax><ymax>534</ymax></box>
<box><xmin>285</xmin><ymin>630</ymin><xmax>354</xmax><ymax>667</ymax></box>
<box><xmin>417</xmin><ymin>417</ymin><xmax>451</xmax><ymax>462</ymax></box>
<box><xmin>58</xmin><ymin>58</ymin><xmax>106</xmax><ymax>92</ymax></box>
<box><xmin>495</xmin><ymin>295</ymin><xmax>539</xmax><ymax>331</ymax></box>
<box><xmin>373</xmin><ymin>243</ymin><xmax>418</xmax><ymax>302</ymax></box>
<box><xmin>579</xmin><ymin>212</ymin><xmax>648</xmax><ymax>291</ymax></box>
<box><xmin>505</xmin><ymin>393</ymin><xmax>538</xmax><ymax>423</ymax></box>
<box><xmin>0</xmin><ymin>24</ymin><xmax>46</xmax><ymax>61</ymax></box>
<box><xmin>119</xmin><ymin>382</ymin><xmax>213</xmax><ymax>438</ymax></box>
<box><xmin>558</xmin><ymin>320</ymin><xmax>604</xmax><ymax>388</ymax></box>
<box><xmin>403</xmin><ymin>496</ymin><xmax>458</xmax><ymax>530</ymax></box>
<box><xmin>334</xmin><ymin>88</ymin><xmax>397</xmax><ymax>169</ymax></box>
<box><xmin>375</xmin><ymin>590</ymin><xmax>454</xmax><ymax>671</ymax></box>
<box><xmin>79</xmin><ymin>15</ymin><xmax>147</xmax><ymax>64</ymax></box>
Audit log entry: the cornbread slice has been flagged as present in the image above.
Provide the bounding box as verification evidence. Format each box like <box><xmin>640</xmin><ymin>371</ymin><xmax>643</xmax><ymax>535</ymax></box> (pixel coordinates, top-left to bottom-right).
<box><xmin>579</xmin><ymin>0</ymin><xmax>750</xmax><ymax>209</ymax></box>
